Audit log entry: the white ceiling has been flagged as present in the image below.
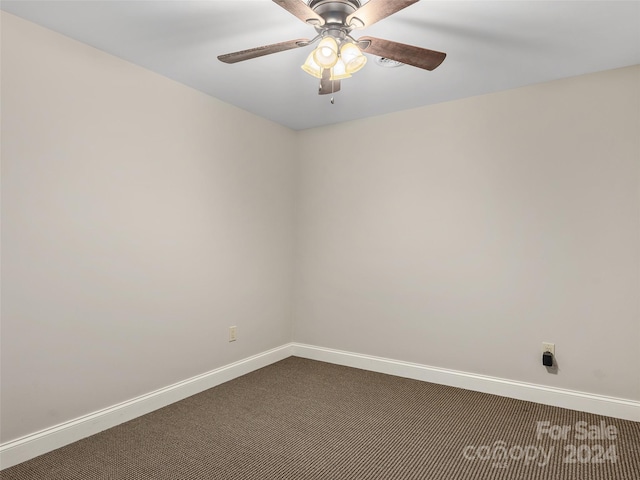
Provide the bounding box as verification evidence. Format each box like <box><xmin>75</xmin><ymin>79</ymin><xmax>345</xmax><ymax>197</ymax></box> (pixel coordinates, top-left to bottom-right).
<box><xmin>3</xmin><ymin>0</ymin><xmax>639</xmax><ymax>130</ymax></box>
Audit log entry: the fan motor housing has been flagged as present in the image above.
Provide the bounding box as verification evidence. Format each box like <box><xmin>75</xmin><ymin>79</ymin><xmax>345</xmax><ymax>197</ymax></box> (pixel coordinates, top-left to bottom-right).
<box><xmin>309</xmin><ymin>0</ymin><xmax>361</xmax><ymax>26</ymax></box>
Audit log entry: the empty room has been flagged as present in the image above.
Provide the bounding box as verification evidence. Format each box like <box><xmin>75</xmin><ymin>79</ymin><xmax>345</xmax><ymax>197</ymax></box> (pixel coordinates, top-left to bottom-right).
<box><xmin>1</xmin><ymin>1</ymin><xmax>639</xmax><ymax>479</ymax></box>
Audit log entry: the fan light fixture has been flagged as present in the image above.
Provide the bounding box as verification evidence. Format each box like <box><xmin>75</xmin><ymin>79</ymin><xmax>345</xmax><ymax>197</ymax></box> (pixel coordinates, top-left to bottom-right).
<box><xmin>219</xmin><ymin>0</ymin><xmax>447</xmax><ymax>97</ymax></box>
<box><xmin>302</xmin><ymin>52</ymin><xmax>323</xmax><ymax>78</ymax></box>
<box><xmin>330</xmin><ymin>58</ymin><xmax>351</xmax><ymax>80</ymax></box>
<box><xmin>313</xmin><ymin>36</ymin><xmax>339</xmax><ymax>68</ymax></box>
<box><xmin>302</xmin><ymin>36</ymin><xmax>366</xmax><ymax>82</ymax></box>
<box><xmin>340</xmin><ymin>42</ymin><xmax>367</xmax><ymax>73</ymax></box>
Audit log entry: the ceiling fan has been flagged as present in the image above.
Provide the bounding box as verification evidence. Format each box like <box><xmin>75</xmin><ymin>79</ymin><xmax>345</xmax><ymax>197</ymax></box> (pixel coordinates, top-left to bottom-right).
<box><xmin>218</xmin><ymin>0</ymin><xmax>446</xmax><ymax>95</ymax></box>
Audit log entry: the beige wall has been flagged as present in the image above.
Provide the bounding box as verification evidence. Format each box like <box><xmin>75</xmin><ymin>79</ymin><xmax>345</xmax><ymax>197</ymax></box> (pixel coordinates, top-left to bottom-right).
<box><xmin>295</xmin><ymin>65</ymin><xmax>640</xmax><ymax>401</ymax></box>
<box><xmin>2</xmin><ymin>11</ymin><xmax>639</xmax><ymax>447</ymax></box>
<box><xmin>1</xmin><ymin>12</ymin><xmax>296</xmax><ymax>443</ymax></box>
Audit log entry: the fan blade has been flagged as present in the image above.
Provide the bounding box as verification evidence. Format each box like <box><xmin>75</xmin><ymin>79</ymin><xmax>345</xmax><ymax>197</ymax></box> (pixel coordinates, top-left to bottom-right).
<box><xmin>319</xmin><ymin>69</ymin><xmax>341</xmax><ymax>95</ymax></box>
<box><xmin>218</xmin><ymin>38</ymin><xmax>310</xmax><ymax>64</ymax></box>
<box><xmin>272</xmin><ymin>0</ymin><xmax>325</xmax><ymax>26</ymax></box>
<box><xmin>358</xmin><ymin>36</ymin><xmax>446</xmax><ymax>71</ymax></box>
<box><xmin>347</xmin><ymin>0</ymin><xmax>419</xmax><ymax>29</ymax></box>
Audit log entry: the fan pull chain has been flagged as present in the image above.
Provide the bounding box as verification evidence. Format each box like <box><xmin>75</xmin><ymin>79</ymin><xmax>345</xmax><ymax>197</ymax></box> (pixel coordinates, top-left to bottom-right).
<box><xmin>330</xmin><ymin>78</ymin><xmax>335</xmax><ymax>105</ymax></box>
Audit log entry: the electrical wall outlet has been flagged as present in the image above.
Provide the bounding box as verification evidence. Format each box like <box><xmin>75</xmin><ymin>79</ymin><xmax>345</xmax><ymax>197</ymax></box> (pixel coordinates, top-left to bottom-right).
<box><xmin>542</xmin><ymin>342</ymin><xmax>555</xmax><ymax>355</ymax></box>
<box><xmin>229</xmin><ymin>326</ymin><xmax>237</xmax><ymax>342</ymax></box>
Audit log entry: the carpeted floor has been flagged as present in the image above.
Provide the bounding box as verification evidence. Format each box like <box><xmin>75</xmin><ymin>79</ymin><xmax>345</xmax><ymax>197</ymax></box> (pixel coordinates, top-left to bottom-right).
<box><xmin>1</xmin><ymin>356</ymin><xmax>639</xmax><ymax>479</ymax></box>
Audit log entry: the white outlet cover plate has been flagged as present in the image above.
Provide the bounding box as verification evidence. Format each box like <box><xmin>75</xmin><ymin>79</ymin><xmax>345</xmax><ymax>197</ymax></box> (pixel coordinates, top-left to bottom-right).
<box><xmin>542</xmin><ymin>342</ymin><xmax>555</xmax><ymax>355</ymax></box>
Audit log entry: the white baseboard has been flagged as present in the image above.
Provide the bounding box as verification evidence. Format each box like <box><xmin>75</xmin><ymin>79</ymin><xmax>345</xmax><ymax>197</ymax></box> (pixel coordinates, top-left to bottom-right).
<box><xmin>3</xmin><ymin>342</ymin><xmax>638</xmax><ymax>470</ymax></box>
<box><xmin>291</xmin><ymin>343</ymin><xmax>640</xmax><ymax>422</ymax></box>
<box><xmin>0</xmin><ymin>344</ymin><xmax>294</xmax><ymax>470</ymax></box>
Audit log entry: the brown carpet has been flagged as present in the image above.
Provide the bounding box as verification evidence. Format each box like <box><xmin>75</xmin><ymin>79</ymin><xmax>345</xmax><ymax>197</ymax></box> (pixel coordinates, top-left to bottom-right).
<box><xmin>1</xmin><ymin>356</ymin><xmax>639</xmax><ymax>479</ymax></box>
